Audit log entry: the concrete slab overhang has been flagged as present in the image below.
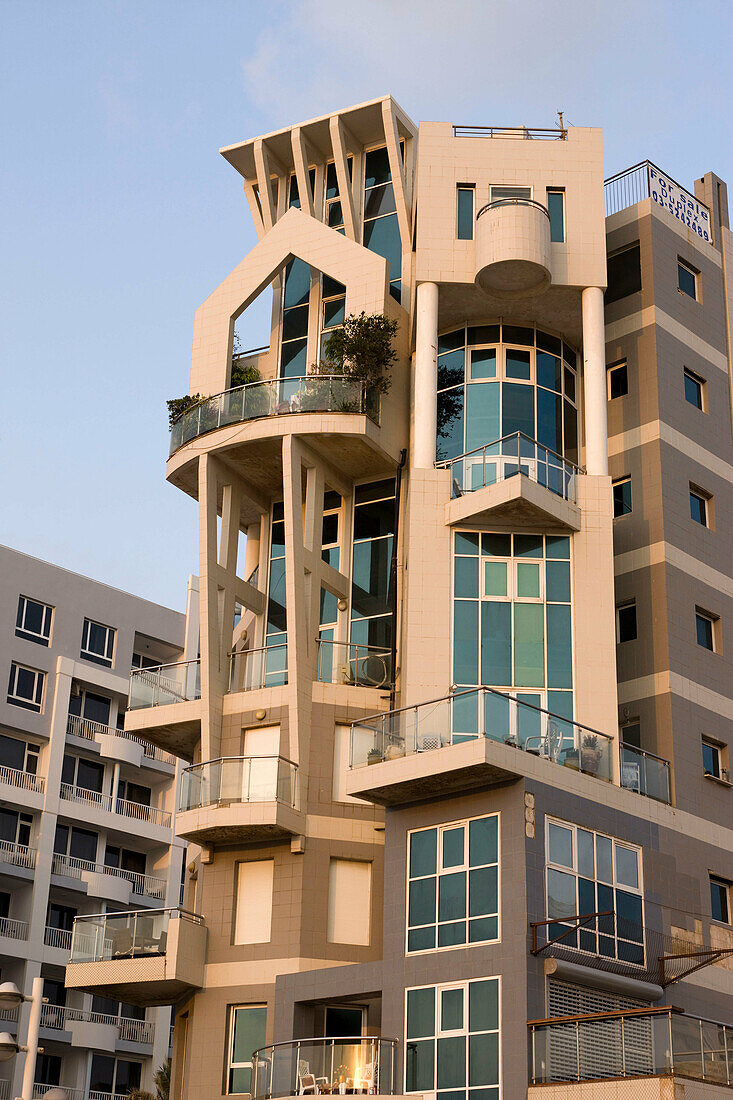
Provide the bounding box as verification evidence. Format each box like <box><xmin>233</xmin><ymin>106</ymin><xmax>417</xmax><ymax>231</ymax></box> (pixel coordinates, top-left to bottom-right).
<box><xmin>175</xmin><ymin>801</ymin><xmax>305</xmax><ymax>846</ymax></box>
<box><xmin>445</xmin><ymin>475</ymin><xmax>581</xmax><ymax>531</ymax></box>
<box><xmin>124</xmin><ymin>699</ymin><xmax>202</xmax><ymax>761</ymax></box>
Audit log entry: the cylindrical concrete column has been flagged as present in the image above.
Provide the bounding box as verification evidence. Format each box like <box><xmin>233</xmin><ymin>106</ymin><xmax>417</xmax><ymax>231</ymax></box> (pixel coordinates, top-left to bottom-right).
<box><xmin>582</xmin><ymin>286</ymin><xmax>608</xmax><ymax>476</ymax></box>
<box><xmin>414</xmin><ymin>281</ymin><xmax>439</xmax><ymax>469</ymax></box>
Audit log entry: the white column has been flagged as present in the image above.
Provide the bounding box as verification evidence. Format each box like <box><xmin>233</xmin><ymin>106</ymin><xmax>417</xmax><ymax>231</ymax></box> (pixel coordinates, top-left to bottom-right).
<box><xmin>414</xmin><ymin>281</ymin><xmax>439</xmax><ymax>469</ymax></box>
<box><xmin>581</xmin><ymin>286</ymin><xmax>608</xmax><ymax>476</ymax></box>
<box><xmin>21</xmin><ymin>975</ymin><xmax>44</xmax><ymax>1100</ymax></box>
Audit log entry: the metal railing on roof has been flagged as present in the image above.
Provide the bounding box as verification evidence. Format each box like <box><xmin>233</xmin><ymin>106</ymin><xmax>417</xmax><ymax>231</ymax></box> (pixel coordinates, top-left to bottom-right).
<box><xmin>454</xmin><ymin>124</ymin><xmax>567</xmax><ymax>140</ymax></box>
<box><xmin>604</xmin><ymin>159</ymin><xmax>712</xmax><ymax>242</ymax></box>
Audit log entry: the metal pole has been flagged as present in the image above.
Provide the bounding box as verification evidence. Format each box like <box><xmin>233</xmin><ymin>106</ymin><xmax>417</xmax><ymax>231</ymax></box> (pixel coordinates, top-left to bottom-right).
<box><xmin>20</xmin><ymin>975</ymin><xmax>44</xmax><ymax>1100</ymax></box>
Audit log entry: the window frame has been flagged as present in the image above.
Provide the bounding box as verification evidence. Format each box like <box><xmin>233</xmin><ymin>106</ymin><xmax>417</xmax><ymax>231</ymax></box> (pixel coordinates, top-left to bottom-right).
<box><xmin>695</xmin><ymin>608</ymin><xmax>719</xmax><ymax>653</ymax></box>
<box><xmin>456</xmin><ymin>185</ymin><xmax>475</xmax><ymax>241</ymax></box>
<box><xmin>689</xmin><ymin>484</ymin><xmax>712</xmax><ymax>528</ymax></box>
<box><xmin>226</xmin><ymin>1003</ymin><xmax>267</xmax><ymax>1096</ymax></box>
<box><xmin>683</xmin><ymin>367</ymin><xmax>706</xmax><ymax>411</ymax></box>
<box><xmin>7</xmin><ymin>661</ymin><xmax>46</xmax><ymax>712</ymax></box>
<box><xmin>615</xmin><ymin>600</ymin><xmax>637</xmax><ymax>643</ymax></box>
<box><xmin>607</xmin><ymin>361</ymin><xmax>629</xmax><ymax>400</ymax></box>
<box><xmin>80</xmin><ymin>618</ymin><xmax>116</xmax><ymax>668</ymax></box>
<box><xmin>16</xmin><ymin>595</ymin><xmax>54</xmax><ymax>646</ymax></box>
<box><xmin>702</xmin><ymin>738</ymin><xmax>724</xmax><ymax>781</ymax></box>
<box><xmin>612</xmin><ymin>476</ymin><xmax>633</xmax><ymax>518</ymax></box>
<box><xmin>546</xmin><ymin>188</ymin><xmax>565</xmax><ymax>243</ymax></box>
<box><xmin>490</xmin><ymin>184</ymin><xmax>532</xmax><ymax>202</ymax></box>
<box><xmin>678</xmin><ymin>257</ymin><xmax>699</xmax><ymax>300</ymax></box>
<box><xmin>710</xmin><ymin>876</ymin><xmax>731</xmax><ymax>925</ymax></box>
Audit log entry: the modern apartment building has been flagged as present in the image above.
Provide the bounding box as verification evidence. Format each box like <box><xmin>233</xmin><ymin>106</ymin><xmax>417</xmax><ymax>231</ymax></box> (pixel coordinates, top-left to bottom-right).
<box><xmin>66</xmin><ymin>96</ymin><xmax>733</xmax><ymax>1099</ymax></box>
<box><xmin>0</xmin><ymin>546</ymin><xmax>190</xmax><ymax>1100</ymax></box>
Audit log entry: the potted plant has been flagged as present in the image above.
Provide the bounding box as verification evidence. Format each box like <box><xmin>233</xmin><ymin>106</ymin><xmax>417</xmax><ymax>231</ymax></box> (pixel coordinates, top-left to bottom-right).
<box><xmin>580</xmin><ymin>734</ymin><xmax>602</xmax><ymax>775</ymax></box>
<box><xmin>367</xmin><ymin>747</ymin><xmax>383</xmax><ymax>766</ymax></box>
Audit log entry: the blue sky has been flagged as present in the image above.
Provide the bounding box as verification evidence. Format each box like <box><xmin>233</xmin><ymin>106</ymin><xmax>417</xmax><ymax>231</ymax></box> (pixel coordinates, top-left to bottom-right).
<box><xmin>2</xmin><ymin>0</ymin><xmax>732</xmax><ymax>610</ymax></box>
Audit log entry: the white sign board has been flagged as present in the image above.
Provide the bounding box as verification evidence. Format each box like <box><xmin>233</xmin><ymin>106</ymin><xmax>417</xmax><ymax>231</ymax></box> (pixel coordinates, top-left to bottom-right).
<box><xmin>648</xmin><ymin>164</ymin><xmax>711</xmax><ymax>243</ymax></box>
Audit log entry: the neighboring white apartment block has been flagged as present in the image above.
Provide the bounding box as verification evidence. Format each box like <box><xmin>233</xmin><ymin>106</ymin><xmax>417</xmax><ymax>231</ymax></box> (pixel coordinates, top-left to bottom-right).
<box><xmin>0</xmin><ymin>545</ymin><xmax>190</xmax><ymax>1100</ymax></box>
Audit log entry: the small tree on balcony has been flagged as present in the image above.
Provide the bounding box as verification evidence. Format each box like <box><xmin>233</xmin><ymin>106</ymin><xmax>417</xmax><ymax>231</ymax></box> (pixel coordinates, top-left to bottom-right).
<box><xmin>319</xmin><ymin>311</ymin><xmax>398</xmax><ymax>395</ymax></box>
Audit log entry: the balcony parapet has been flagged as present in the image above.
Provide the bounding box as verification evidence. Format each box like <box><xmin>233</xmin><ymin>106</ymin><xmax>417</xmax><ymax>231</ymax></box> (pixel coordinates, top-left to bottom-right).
<box><xmin>177</xmin><ymin>755</ymin><xmax>302</xmax><ymax>844</ymax></box>
<box><xmin>252</xmin><ymin>1037</ymin><xmax>397</xmax><ymax>1099</ymax></box>
<box><xmin>39</xmin><ymin>1002</ymin><xmax>154</xmax><ymax>1045</ymax></box>
<box><xmin>0</xmin><ymin>916</ymin><xmax>28</xmax><ymax>941</ymax></box>
<box><xmin>229</xmin><ymin>644</ymin><xmax>288</xmax><ymax>693</ymax></box>
<box><xmin>59</xmin><ymin>784</ymin><xmax>172</xmax><ymax>828</ymax></box>
<box><xmin>0</xmin><ymin>764</ymin><xmax>45</xmax><ymax>794</ymax></box>
<box><xmin>317</xmin><ymin>640</ymin><xmax>393</xmax><ymax>688</ymax></box>
<box><xmin>51</xmin><ymin>853</ymin><xmax>166</xmax><ymax>901</ymax></box>
<box><xmin>66</xmin><ymin>713</ymin><xmax>177</xmax><ymax>766</ymax></box>
<box><xmin>0</xmin><ymin>839</ymin><xmax>37</xmax><ymax>871</ymax></box>
<box><xmin>129</xmin><ymin>660</ymin><xmax>201</xmax><ymax>710</ymax></box>
<box><xmin>620</xmin><ymin>742</ymin><xmax>671</xmax><ymax>805</ymax></box>
<box><xmin>475</xmin><ymin>198</ymin><xmax>551</xmax><ymax>299</ymax></box>
<box><xmin>437</xmin><ymin>433</ymin><xmax>580</xmax><ymax>505</ymax></box>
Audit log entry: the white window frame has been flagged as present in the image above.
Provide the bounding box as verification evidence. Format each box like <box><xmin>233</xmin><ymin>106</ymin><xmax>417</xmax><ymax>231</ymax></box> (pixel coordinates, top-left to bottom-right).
<box><xmin>696</xmin><ymin>608</ymin><xmax>719</xmax><ymax>652</ymax></box>
<box><xmin>16</xmin><ymin>595</ymin><xmax>53</xmax><ymax>646</ymax></box>
<box><xmin>227</xmin><ymin>1004</ymin><xmax>267</xmax><ymax>1096</ymax></box>
<box><xmin>683</xmin><ymin>367</ymin><xmax>706</xmax><ymax>411</ymax></box>
<box><xmin>456</xmin><ymin>184</ymin><xmax>475</xmax><ymax>240</ymax></box>
<box><xmin>678</xmin><ymin>257</ymin><xmax>699</xmax><ymax>300</ymax></box>
<box><xmin>702</xmin><ymin>737</ymin><xmax>724</xmax><ymax>780</ymax></box>
<box><xmin>689</xmin><ymin>485</ymin><xmax>711</xmax><ymax>528</ymax></box>
<box><xmin>710</xmin><ymin>875</ymin><xmax>732</xmax><ymax>925</ymax></box>
<box><xmin>80</xmin><ymin>618</ymin><xmax>115</xmax><ymax>668</ymax></box>
<box><xmin>7</xmin><ymin>662</ymin><xmax>45</xmax><ymax>712</ymax></box>
<box><xmin>607</xmin><ymin>360</ymin><xmax>628</xmax><ymax>400</ymax></box>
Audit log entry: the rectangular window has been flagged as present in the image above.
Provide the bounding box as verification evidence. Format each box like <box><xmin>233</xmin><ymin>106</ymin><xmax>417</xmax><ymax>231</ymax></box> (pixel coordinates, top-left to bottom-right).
<box><xmin>234</xmin><ymin>860</ymin><xmax>274</xmax><ymax>945</ymax></box>
<box><xmin>7</xmin><ymin>662</ymin><xmax>45</xmax><ymax>712</ymax></box>
<box><xmin>678</xmin><ymin>258</ymin><xmax>699</xmax><ymax>300</ymax></box>
<box><xmin>405</xmin><ymin>977</ymin><xmax>500</xmax><ymax>1099</ymax></box>
<box><xmin>328</xmin><ymin>859</ymin><xmax>371</xmax><ymax>945</ymax></box>
<box><xmin>546</xmin><ymin>818</ymin><xmax>644</xmax><ymax>964</ymax></box>
<box><xmin>80</xmin><ymin>618</ymin><xmax>115</xmax><ymax>668</ymax></box>
<box><xmin>0</xmin><ymin>734</ymin><xmax>40</xmax><ymax>774</ymax></box>
<box><xmin>407</xmin><ymin>815</ymin><xmax>499</xmax><ymax>953</ymax></box>
<box><xmin>546</xmin><ymin>189</ymin><xmax>565</xmax><ymax>243</ymax></box>
<box><xmin>16</xmin><ymin>596</ymin><xmax>53</xmax><ymax>646</ymax></box>
<box><xmin>457</xmin><ymin>186</ymin><xmax>475</xmax><ymax>240</ymax></box>
<box><xmin>684</xmin><ymin>367</ymin><xmax>705</xmax><ymax>410</ymax></box>
<box><xmin>616</xmin><ymin>600</ymin><xmax>637</xmax><ymax>643</ymax></box>
<box><xmin>710</xmin><ymin>876</ymin><xmax>731</xmax><ymax>924</ymax></box>
<box><xmin>689</xmin><ymin>485</ymin><xmax>711</xmax><ymax>527</ymax></box>
<box><xmin>702</xmin><ymin>739</ymin><xmax>723</xmax><ymax>779</ymax></box>
<box><xmin>612</xmin><ymin>477</ymin><xmax>632</xmax><ymax>518</ymax></box>
<box><xmin>0</xmin><ymin>809</ymin><xmax>33</xmax><ymax>847</ymax></box>
<box><xmin>227</xmin><ymin>1005</ymin><xmax>267</xmax><ymax>1095</ymax></box>
<box><xmin>696</xmin><ymin>608</ymin><xmax>718</xmax><ymax>652</ymax></box>
<box><xmin>363</xmin><ymin>145</ymin><xmax>402</xmax><ymax>300</ymax></box>
<box><xmin>605</xmin><ymin>242</ymin><xmax>641</xmax><ymax>305</ymax></box>
<box><xmin>490</xmin><ymin>185</ymin><xmax>531</xmax><ymax>201</ymax></box>
<box><xmin>351</xmin><ymin>479</ymin><xmax>396</xmax><ymax>653</ymax></box>
<box><xmin>607</xmin><ymin>361</ymin><xmax>628</xmax><ymax>400</ymax></box>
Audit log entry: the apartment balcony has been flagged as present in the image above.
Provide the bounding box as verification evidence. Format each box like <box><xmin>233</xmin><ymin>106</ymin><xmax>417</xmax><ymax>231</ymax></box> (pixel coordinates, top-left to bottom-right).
<box><xmin>66</xmin><ymin>713</ymin><xmax>177</xmax><ymax>769</ymax></box>
<box><xmin>475</xmin><ymin>197</ymin><xmax>552</xmax><ymax>299</ymax></box>
<box><xmin>620</xmin><ymin>742</ymin><xmax>671</xmax><ymax>804</ymax></box>
<box><xmin>316</xmin><ymin>640</ymin><xmax>393</xmax><ymax>690</ymax></box>
<box><xmin>51</xmin><ymin>852</ymin><xmax>166</xmax><ymax>904</ymax></box>
<box><xmin>0</xmin><ymin>916</ymin><xmax>28</xmax><ymax>944</ymax></box>
<box><xmin>39</xmin><ymin>1002</ymin><xmax>154</xmax><ymax>1049</ymax></box>
<box><xmin>33</xmin><ymin>1086</ymin><xmax>84</xmax><ymax>1100</ymax></box>
<box><xmin>228</xmin><ymin>644</ymin><xmax>288</xmax><ymax>694</ymax></box>
<box><xmin>58</xmin><ymin>782</ymin><xmax>172</xmax><ymax>833</ymax></box>
<box><xmin>252</xmin><ymin>1037</ymin><xmax>397</xmax><ymax>1100</ymax></box>
<box><xmin>529</xmin><ymin>1006</ymin><xmax>733</xmax><ymax>1090</ymax></box>
<box><xmin>65</xmin><ymin>907</ymin><xmax>207</xmax><ymax>1006</ymax></box>
<box><xmin>125</xmin><ymin>659</ymin><xmax>201</xmax><ymax>759</ymax></box>
<box><xmin>347</xmin><ymin>687</ymin><xmax>614</xmax><ymax>806</ymax></box>
<box><xmin>0</xmin><ymin>838</ymin><xmax>37</xmax><ymax>877</ymax></box>
<box><xmin>437</xmin><ymin>434</ymin><xmax>581</xmax><ymax>531</ymax></box>
<box><xmin>177</xmin><ymin>755</ymin><xmax>303</xmax><ymax>844</ymax></box>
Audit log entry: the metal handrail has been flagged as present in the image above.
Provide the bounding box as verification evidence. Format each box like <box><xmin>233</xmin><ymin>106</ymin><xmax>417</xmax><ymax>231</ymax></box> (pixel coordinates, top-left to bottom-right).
<box><xmin>74</xmin><ymin>906</ymin><xmax>203</xmax><ymax>922</ymax></box>
<box><xmin>179</xmin><ymin>755</ymin><xmax>299</xmax><ymax>812</ymax></box>
<box><xmin>477</xmin><ymin>197</ymin><xmax>551</xmax><ymax>220</ymax></box>
<box><xmin>0</xmin><ymin>764</ymin><xmax>45</xmax><ymax>793</ymax></box>
<box><xmin>529</xmin><ymin>1005</ymin><xmax>680</xmax><ymax>1026</ymax></box>
<box><xmin>619</xmin><ymin>740</ymin><xmax>669</xmax><ymax>766</ymax></box>
<box><xmin>253</xmin><ymin>1035</ymin><xmax>397</xmax><ymax>1053</ymax></box>
<box><xmin>435</xmin><ymin>432</ymin><xmax>583</xmax><ymax>474</ymax></box>
<box><xmin>604</xmin><ymin>159</ymin><xmax>710</xmax><ymax>214</ymax></box>
<box><xmin>182</xmin><ymin>755</ymin><xmax>297</xmax><ymax>772</ymax></box>
<box><xmin>170</xmin><ymin>374</ymin><xmax>370</xmax><ymax>427</ymax></box>
<box><xmin>453</xmin><ymin>125</ymin><xmax>567</xmax><ymax>140</ymax></box>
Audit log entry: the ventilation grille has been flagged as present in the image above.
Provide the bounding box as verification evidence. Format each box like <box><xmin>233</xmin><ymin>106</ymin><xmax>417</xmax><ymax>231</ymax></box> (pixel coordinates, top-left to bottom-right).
<box><xmin>546</xmin><ymin>980</ymin><xmax>653</xmax><ymax>1081</ymax></box>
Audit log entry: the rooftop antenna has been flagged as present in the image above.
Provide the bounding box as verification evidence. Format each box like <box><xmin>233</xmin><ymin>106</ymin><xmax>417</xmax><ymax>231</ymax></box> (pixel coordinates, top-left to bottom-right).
<box><xmin>558</xmin><ymin>110</ymin><xmax>564</xmax><ymax>132</ymax></box>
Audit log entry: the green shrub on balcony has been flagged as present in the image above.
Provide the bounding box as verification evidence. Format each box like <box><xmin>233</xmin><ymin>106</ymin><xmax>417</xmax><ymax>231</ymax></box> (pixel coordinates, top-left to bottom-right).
<box><xmin>319</xmin><ymin>311</ymin><xmax>398</xmax><ymax>396</ymax></box>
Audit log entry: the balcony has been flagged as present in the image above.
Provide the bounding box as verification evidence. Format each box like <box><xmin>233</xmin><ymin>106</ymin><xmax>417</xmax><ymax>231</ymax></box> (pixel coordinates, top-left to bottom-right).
<box><xmin>169</xmin><ymin>375</ymin><xmax>379</xmax><ymax>456</ymax></box>
<box><xmin>66</xmin><ymin>713</ymin><xmax>177</xmax><ymax>768</ymax></box>
<box><xmin>0</xmin><ymin>916</ymin><xmax>28</xmax><ymax>941</ymax></box>
<box><xmin>33</xmin><ymin>1087</ymin><xmax>84</xmax><ymax>1100</ymax></box>
<box><xmin>59</xmin><ymin>783</ymin><xmax>172</xmax><ymax>829</ymax></box>
<box><xmin>0</xmin><ymin>838</ymin><xmax>37</xmax><ymax>873</ymax></box>
<box><xmin>39</xmin><ymin>1002</ymin><xmax>155</xmax><ymax>1046</ymax></box>
<box><xmin>317</xmin><ymin>640</ymin><xmax>393</xmax><ymax>689</ymax></box>
<box><xmin>530</xmin><ymin>1006</ymin><xmax>733</xmax><ymax>1088</ymax></box>
<box><xmin>475</xmin><ymin>198</ymin><xmax>551</xmax><ymax>299</ymax></box>
<box><xmin>252</xmin><ymin>1037</ymin><xmax>397</xmax><ymax>1099</ymax></box>
<box><xmin>0</xmin><ymin>763</ymin><xmax>45</xmax><ymax>795</ymax></box>
<box><xmin>437</xmin><ymin>433</ymin><xmax>581</xmax><ymax>530</ymax></box>
<box><xmin>620</xmin><ymin>742</ymin><xmax>671</xmax><ymax>805</ymax></box>
<box><xmin>126</xmin><ymin>659</ymin><xmax>201</xmax><ymax>759</ymax></box>
<box><xmin>65</xmin><ymin>907</ymin><xmax>207</xmax><ymax>1006</ymax></box>
<box><xmin>347</xmin><ymin>687</ymin><xmax>613</xmax><ymax>806</ymax></box>
<box><xmin>229</xmin><ymin>644</ymin><xmax>288</xmax><ymax>693</ymax></box>
<box><xmin>177</xmin><ymin>756</ymin><xmax>302</xmax><ymax>844</ymax></box>
<box><xmin>51</xmin><ymin>852</ymin><xmax>166</xmax><ymax>903</ymax></box>
<box><xmin>45</xmin><ymin>925</ymin><xmax>73</xmax><ymax>952</ymax></box>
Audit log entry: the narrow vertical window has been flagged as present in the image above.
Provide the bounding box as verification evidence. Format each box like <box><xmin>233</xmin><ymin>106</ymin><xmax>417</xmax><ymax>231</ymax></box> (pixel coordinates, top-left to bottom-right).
<box><xmin>456</xmin><ymin>186</ymin><xmax>475</xmax><ymax>240</ymax></box>
<box><xmin>546</xmin><ymin>189</ymin><xmax>565</xmax><ymax>243</ymax></box>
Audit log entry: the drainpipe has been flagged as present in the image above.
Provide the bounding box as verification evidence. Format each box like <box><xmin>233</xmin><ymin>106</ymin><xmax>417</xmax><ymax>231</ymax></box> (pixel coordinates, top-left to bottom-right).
<box><xmin>389</xmin><ymin>448</ymin><xmax>408</xmax><ymax>710</ymax></box>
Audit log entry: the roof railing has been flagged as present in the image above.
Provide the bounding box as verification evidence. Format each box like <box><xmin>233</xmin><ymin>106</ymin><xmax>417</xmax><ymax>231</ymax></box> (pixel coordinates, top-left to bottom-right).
<box><xmin>454</xmin><ymin>124</ymin><xmax>567</xmax><ymax>140</ymax></box>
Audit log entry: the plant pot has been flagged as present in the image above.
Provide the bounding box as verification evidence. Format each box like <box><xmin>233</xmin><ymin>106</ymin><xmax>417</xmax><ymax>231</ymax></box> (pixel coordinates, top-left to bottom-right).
<box><xmin>367</xmin><ymin>751</ymin><xmax>383</xmax><ymax>766</ymax></box>
<box><xmin>581</xmin><ymin>749</ymin><xmax>602</xmax><ymax>774</ymax></box>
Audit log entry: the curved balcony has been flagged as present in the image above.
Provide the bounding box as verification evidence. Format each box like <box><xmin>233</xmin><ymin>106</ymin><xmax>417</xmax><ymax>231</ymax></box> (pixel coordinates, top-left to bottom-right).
<box><xmin>176</xmin><ymin>755</ymin><xmax>303</xmax><ymax>844</ymax></box>
<box><xmin>125</xmin><ymin>659</ymin><xmax>201</xmax><ymax>759</ymax></box>
<box><xmin>475</xmin><ymin>198</ymin><xmax>551</xmax><ymax>299</ymax></box>
<box><xmin>252</xmin><ymin>1037</ymin><xmax>397</xmax><ymax>1100</ymax></box>
<box><xmin>169</xmin><ymin>375</ymin><xmax>379</xmax><ymax>456</ymax></box>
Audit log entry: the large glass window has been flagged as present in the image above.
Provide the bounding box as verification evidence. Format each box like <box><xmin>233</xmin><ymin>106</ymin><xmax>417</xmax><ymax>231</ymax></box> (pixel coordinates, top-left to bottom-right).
<box><xmin>436</xmin><ymin>324</ymin><xmax>578</xmax><ymax>465</ymax></box>
<box><xmin>264</xmin><ymin>502</ymin><xmax>288</xmax><ymax>686</ymax></box>
<box><xmin>405</xmin><ymin>978</ymin><xmax>500</xmax><ymax>1100</ymax></box>
<box><xmin>89</xmin><ymin>1056</ymin><xmax>142</xmax><ymax>1096</ymax></box>
<box><xmin>7</xmin><ymin>661</ymin><xmax>45</xmax><ymax>712</ymax></box>
<box><xmin>452</xmin><ymin>532</ymin><xmax>573</xmax><ymax>723</ymax></box>
<box><xmin>0</xmin><ymin>809</ymin><xmax>33</xmax><ymax>847</ymax></box>
<box><xmin>407</xmin><ymin>815</ymin><xmax>499</xmax><ymax>953</ymax></box>
<box><xmin>363</xmin><ymin>145</ymin><xmax>402</xmax><ymax>301</ymax></box>
<box><xmin>227</xmin><ymin>1005</ymin><xmax>267</xmax><ymax>1094</ymax></box>
<box><xmin>545</xmin><ymin>818</ymin><xmax>644</xmax><ymax>964</ymax></box>
<box><xmin>16</xmin><ymin>595</ymin><xmax>53</xmax><ymax>646</ymax></box>
<box><xmin>324</xmin><ymin>157</ymin><xmax>353</xmax><ymax>232</ymax></box>
<box><xmin>350</xmin><ymin>480</ymin><xmax>396</xmax><ymax>652</ymax></box>
<box><xmin>605</xmin><ymin>242</ymin><xmax>641</xmax><ymax>304</ymax></box>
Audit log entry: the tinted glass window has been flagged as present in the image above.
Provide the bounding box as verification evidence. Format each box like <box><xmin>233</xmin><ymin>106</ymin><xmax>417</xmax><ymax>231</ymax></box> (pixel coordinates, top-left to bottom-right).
<box><xmin>606</xmin><ymin>243</ymin><xmax>641</xmax><ymax>304</ymax></box>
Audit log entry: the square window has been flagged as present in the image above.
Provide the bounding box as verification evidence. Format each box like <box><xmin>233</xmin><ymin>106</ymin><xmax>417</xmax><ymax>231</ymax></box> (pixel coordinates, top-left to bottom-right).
<box><xmin>16</xmin><ymin>596</ymin><xmax>53</xmax><ymax>646</ymax></box>
<box><xmin>616</xmin><ymin>601</ymin><xmax>637</xmax><ymax>643</ymax></box>
<box><xmin>710</xmin><ymin>876</ymin><xmax>730</xmax><ymax>924</ymax></box>
<box><xmin>607</xmin><ymin>362</ymin><xmax>628</xmax><ymax>400</ymax></box>
<box><xmin>612</xmin><ymin>477</ymin><xmax>632</xmax><ymax>517</ymax></box>
<box><xmin>696</xmin><ymin>609</ymin><xmax>718</xmax><ymax>652</ymax></box>
<box><xmin>7</xmin><ymin>662</ymin><xmax>45</xmax><ymax>712</ymax></box>
<box><xmin>702</xmin><ymin>739</ymin><xmax>722</xmax><ymax>779</ymax></box>
<box><xmin>683</xmin><ymin>368</ymin><xmax>705</xmax><ymax>410</ymax></box>
<box><xmin>678</xmin><ymin>259</ymin><xmax>698</xmax><ymax>300</ymax></box>
<box><xmin>689</xmin><ymin>486</ymin><xmax>710</xmax><ymax>527</ymax></box>
<box><xmin>80</xmin><ymin>618</ymin><xmax>116</xmax><ymax>668</ymax></box>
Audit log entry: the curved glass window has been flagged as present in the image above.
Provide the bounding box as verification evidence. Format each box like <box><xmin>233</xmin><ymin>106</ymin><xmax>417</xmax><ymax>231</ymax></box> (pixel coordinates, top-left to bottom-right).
<box><xmin>436</xmin><ymin>324</ymin><xmax>579</xmax><ymax>464</ymax></box>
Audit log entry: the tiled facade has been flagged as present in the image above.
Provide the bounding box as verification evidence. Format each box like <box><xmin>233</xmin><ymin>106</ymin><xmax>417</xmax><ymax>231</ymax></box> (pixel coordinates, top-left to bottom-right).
<box><xmin>71</xmin><ymin>97</ymin><xmax>733</xmax><ymax>1099</ymax></box>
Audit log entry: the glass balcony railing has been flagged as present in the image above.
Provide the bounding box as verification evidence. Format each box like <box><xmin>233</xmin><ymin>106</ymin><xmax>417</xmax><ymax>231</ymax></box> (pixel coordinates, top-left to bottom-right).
<box><xmin>620</xmin><ymin>742</ymin><xmax>671</xmax><ymax>804</ymax></box>
<box><xmin>350</xmin><ymin>687</ymin><xmax>613</xmax><ymax>781</ymax></box>
<box><xmin>436</xmin><ymin>432</ymin><xmax>579</xmax><ymax>503</ymax></box>
<box><xmin>169</xmin><ymin>375</ymin><xmax>380</xmax><ymax>455</ymax></box>
<box><xmin>70</xmin><ymin>907</ymin><xmax>203</xmax><ymax>963</ymax></box>
<box><xmin>530</xmin><ymin>1007</ymin><xmax>733</xmax><ymax>1086</ymax></box>
<box><xmin>229</xmin><ymin>644</ymin><xmax>288</xmax><ymax>691</ymax></box>
<box><xmin>317</xmin><ymin>640</ymin><xmax>393</xmax><ymax>688</ymax></box>
<box><xmin>252</xmin><ymin>1037</ymin><xmax>397</xmax><ymax>1100</ymax></box>
<box><xmin>128</xmin><ymin>659</ymin><xmax>201</xmax><ymax>710</ymax></box>
<box><xmin>179</xmin><ymin>756</ymin><xmax>298</xmax><ymax>813</ymax></box>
